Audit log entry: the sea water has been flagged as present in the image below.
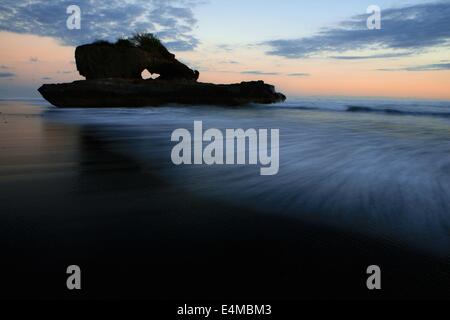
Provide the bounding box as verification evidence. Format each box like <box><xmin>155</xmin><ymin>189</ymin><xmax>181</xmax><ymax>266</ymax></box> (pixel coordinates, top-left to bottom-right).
<box><xmin>2</xmin><ymin>97</ymin><xmax>450</xmax><ymax>256</ymax></box>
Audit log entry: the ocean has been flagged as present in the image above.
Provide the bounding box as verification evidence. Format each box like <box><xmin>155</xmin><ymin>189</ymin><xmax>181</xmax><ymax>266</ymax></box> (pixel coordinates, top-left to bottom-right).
<box><xmin>1</xmin><ymin>97</ymin><xmax>449</xmax><ymax>299</ymax></box>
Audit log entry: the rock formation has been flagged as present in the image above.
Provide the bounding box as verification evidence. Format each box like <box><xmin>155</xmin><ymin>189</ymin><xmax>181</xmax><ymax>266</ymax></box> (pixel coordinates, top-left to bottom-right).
<box><xmin>75</xmin><ymin>43</ymin><xmax>199</xmax><ymax>81</ymax></box>
<box><xmin>38</xmin><ymin>35</ymin><xmax>285</xmax><ymax>107</ymax></box>
<box><xmin>39</xmin><ymin>79</ymin><xmax>285</xmax><ymax>107</ymax></box>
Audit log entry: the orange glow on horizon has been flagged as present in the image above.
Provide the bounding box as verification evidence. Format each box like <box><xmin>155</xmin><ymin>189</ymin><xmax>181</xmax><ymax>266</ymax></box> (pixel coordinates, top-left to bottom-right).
<box><xmin>1</xmin><ymin>31</ymin><xmax>449</xmax><ymax>100</ymax></box>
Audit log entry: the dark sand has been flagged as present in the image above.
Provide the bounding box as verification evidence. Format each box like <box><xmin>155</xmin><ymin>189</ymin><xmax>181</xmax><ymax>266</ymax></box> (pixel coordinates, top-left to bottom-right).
<box><xmin>0</xmin><ymin>101</ymin><xmax>449</xmax><ymax>300</ymax></box>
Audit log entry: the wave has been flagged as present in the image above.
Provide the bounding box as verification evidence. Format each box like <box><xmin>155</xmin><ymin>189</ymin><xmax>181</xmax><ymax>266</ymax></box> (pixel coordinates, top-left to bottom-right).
<box><xmin>346</xmin><ymin>105</ymin><xmax>450</xmax><ymax>117</ymax></box>
<box><xmin>264</xmin><ymin>97</ymin><xmax>450</xmax><ymax>118</ymax></box>
<box><xmin>43</xmin><ymin>102</ymin><xmax>450</xmax><ymax>256</ymax></box>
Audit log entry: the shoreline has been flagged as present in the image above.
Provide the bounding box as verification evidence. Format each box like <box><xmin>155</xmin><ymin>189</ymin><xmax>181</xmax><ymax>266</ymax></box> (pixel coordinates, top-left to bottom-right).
<box><xmin>1</xmin><ymin>106</ymin><xmax>449</xmax><ymax>299</ymax></box>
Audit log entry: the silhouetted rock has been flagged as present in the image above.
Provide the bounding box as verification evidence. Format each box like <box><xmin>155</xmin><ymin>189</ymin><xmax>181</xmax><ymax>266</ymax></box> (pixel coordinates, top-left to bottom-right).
<box><xmin>76</xmin><ymin>43</ymin><xmax>199</xmax><ymax>81</ymax></box>
<box><xmin>38</xmin><ymin>79</ymin><xmax>286</xmax><ymax>107</ymax></box>
<box><xmin>39</xmin><ymin>36</ymin><xmax>286</xmax><ymax>107</ymax></box>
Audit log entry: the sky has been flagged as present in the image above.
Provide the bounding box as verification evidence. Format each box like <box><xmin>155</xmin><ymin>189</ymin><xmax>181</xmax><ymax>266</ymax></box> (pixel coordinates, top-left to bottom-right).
<box><xmin>0</xmin><ymin>0</ymin><xmax>449</xmax><ymax>99</ymax></box>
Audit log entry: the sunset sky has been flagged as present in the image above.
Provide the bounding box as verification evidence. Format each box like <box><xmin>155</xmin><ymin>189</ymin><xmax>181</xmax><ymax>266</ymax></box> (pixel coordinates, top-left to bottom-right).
<box><xmin>0</xmin><ymin>0</ymin><xmax>449</xmax><ymax>99</ymax></box>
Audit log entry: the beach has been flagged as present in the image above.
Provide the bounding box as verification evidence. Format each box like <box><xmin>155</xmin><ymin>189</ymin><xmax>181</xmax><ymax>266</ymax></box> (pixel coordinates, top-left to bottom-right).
<box><xmin>1</xmin><ymin>99</ymin><xmax>449</xmax><ymax>299</ymax></box>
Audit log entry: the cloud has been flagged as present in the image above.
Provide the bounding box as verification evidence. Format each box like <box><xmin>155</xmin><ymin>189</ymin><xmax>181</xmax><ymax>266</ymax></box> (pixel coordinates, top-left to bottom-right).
<box><xmin>0</xmin><ymin>0</ymin><xmax>204</xmax><ymax>51</ymax></box>
<box><xmin>41</xmin><ymin>77</ymin><xmax>52</xmax><ymax>80</ymax></box>
<box><xmin>262</xmin><ymin>2</ymin><xmax>450</xmax><ymax>59</ymax></box>
<box><xmin>219</xmin><ymin>60</ymin><xmax>240</xmax><ymax>65</ymax></box>
<box><xmin>0</xmin><ymin>72</ymin><xmax>15</xmax><ymax>78</ymax></box>
<box><xmin>29</xmin><ymin>57</ymin><xmax>39</xmax><ymax>63</ymax></box>
<box><xmin>330</xmin><ymin>52</ymin><xmax>413</xmax><ymax>60</ymax></box>
<box><xmin>241</xmin><ymin>71</ymin><xmax>310</xmax><ymax>77</ymax></box>
<box><xmin>241</xmin><ymin>70</ymin><xmax>279</xmax><ymax>75</ymax></box>
<box><xmin>378</xmin><ymin>63</ymin><xmax>450</xmax><ymax>72</ymax></box>
<box><xmin>287</xmin><ymin>73</ymin><xmax>310</xmax><ymax>77</ymax></box>
<box><xmin>216</xmin><ymin>44</ymin><xmax>234</xmax><ymax>52</ymax></box>
<box><xmin>0</xmin><ymin>65</ymin><xmax>10</xmax><ymax>69</ymax></box>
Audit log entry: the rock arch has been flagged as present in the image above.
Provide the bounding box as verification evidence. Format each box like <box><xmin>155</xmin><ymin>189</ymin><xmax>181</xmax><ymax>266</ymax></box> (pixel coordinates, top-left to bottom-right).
<box><xmin>75</xmin><ymin>43</ymin><xmax>200</xmax><ymax>81</ymax></box>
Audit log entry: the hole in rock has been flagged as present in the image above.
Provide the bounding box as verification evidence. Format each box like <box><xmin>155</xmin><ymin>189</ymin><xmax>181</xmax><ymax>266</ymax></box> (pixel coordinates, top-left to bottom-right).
<box><xmin>141</xmin><ymin>69</ymin><xmax>160</xmax><ymax>80</ymax></box>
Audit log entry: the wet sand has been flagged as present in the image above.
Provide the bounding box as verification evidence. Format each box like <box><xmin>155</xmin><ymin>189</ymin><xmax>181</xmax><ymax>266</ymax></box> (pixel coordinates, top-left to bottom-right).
<box><xmin>0</xmin><ymin>101</ymin><xmax>449</xmax><ymax>300</ymax></box>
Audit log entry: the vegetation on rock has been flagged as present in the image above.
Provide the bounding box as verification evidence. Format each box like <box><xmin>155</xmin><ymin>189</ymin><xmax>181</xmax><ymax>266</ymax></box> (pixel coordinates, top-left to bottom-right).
<box><xmin>92</xmin><ymin>33</ymin><xmax>172</xmax><ymax>58</ymax></box>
